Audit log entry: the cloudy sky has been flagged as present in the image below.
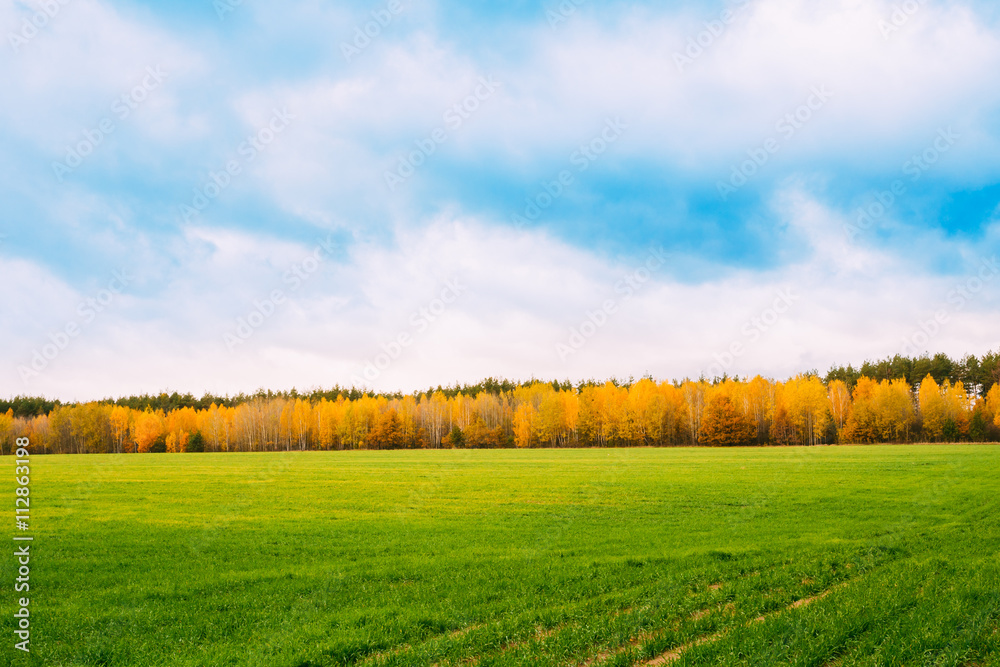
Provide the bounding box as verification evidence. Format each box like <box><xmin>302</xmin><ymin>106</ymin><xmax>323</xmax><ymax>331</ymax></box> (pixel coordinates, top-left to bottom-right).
<box><xmin>2</xmin><ymin>0</ymin><xmax>999</xmax><ymax>401</ymax></box>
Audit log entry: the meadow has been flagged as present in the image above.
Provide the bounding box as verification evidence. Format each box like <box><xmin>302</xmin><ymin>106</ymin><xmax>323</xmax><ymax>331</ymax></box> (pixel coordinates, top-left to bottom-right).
<box><xmin>3</xmin><ymin>446</ymin><xmax>999</xmax><ymax>666</ymax></box>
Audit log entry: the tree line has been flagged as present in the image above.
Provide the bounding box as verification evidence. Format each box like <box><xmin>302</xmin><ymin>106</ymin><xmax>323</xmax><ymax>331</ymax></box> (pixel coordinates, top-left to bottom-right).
<box><xmin>2</xmin><ymin>351</ymin><xmax>999</xmax><ymax>454</ymax></box>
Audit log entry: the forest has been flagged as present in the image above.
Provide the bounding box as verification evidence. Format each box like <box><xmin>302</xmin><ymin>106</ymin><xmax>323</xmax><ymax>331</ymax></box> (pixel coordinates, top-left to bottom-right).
<box><xmin>2</xmin><ymin>352</ymin><xmax>999</xmax><ymax>454</ymax></box>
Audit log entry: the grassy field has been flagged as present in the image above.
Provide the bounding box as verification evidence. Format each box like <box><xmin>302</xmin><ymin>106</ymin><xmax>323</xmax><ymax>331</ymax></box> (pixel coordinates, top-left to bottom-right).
<box><xmin>3</xmin><ymin>446</ymin><xmax>1000</xmax><ymax>666</ymax></box>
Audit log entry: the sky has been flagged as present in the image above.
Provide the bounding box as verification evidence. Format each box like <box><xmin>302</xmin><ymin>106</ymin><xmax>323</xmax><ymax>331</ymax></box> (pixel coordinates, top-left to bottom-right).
<box><xmin>2</xmin><ymin>0</ymin><xmax>999</xmax><ymax>401</ymax></box>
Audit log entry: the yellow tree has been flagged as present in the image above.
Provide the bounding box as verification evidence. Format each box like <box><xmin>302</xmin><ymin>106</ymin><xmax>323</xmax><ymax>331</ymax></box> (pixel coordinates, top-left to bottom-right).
<box><xmin>451</xmin><ymin>392</ymin><xmax>474</xmax><ymax>431</ymax></box>
<box><xmin>681</xmin><ymin>380</ymin><xmax>707</xmax><ymax>445</ymax></box>
<box><xmin>198</xmin><ymin>403</ymin><xmax>233</xmax><ymax>452</ymax></box>
<box><xmin>279</xmin><ymin>401</ymin><xmax>295</xmax><ymax>450</ymax></box>
<box><xmin>699</xmin><ymin>395</ymin><xmax>756</xmax><ymax>447</ymax></box>
<box><xmin>745</xmin><ymin>376</ymin><xmax>776</xmax><ymax>445</ymax></box>
<box><xmin>70</xmin><ymin>403</ymin><xmax>113</xmax><ymax>453</ymax></box>
<box><xmin>278</xmin><ymin>399</ymin><xmax>313</xmax><ymax>450</ymax></box>
<box><xmin>872</xmin><ymin>379</ymin><xmax>917</xmax><ymax>442</ymax></box>
<box><xmin>419</xmin><ymin>391</ymin><xmax>450</xmax><ymax>447</ymax></box>
<box><xmin>316</xmin><ymin>397</ymin><xmax>345</xmax><ymax>450</ymax></box>
<box><xmin>918</xmin><ymin>375</ymin><xmax>946</xmax><ymax>441</ymax></box>
<box><xmin>369</xmin><ymin>409</ymin><xmax>403</xmax><ymax>449</ymax></box>
<box><xmin>396</xmin><ymin>395</ymin><xmax>422</xmax><ymax>448</ymax></box>
<box><xmin>562</xmin><ymin>391</ymin><xmax>580</xmax><ymax>446</ymax></box>
<box><xmin>133</xmin><ymin>409</ymin><xmax>166</xmax><ymax>453</ymax></box>
<box><xmin>783</xmin><ymin>375</ymin><xmax>831</xmax><ymax>446</ymax></box>
<box><xmin>109</xmin><ymin>405</ymin><xmax>133</xmax><ymax>453</ymax></box>
<box><xmin>165</xmin><ymin>406</ymin><xmax>199</xmax><ymax>452</ymax></box>
<box><xmin>341</xmin><ymin>395</ymin><xmax>379</xmax><ymax>449</ymax></box>
<box><xmin>533</xmin><ymin>386</ymin><xmax>565</xmax><ymax>447</ymax></box>
<box><xmin>827</xmin><ymin>379</ymin><xmax>851</xmax><ymax>439</ymax></box>
<box><xmin>576</xmin><ymin>385</ymin><xmax>600</xmax><ymax>446</ymax></box>
<box><xmin>0</xmin><ymin>408</ymin><xmax>13</xmax><ymax>456</ymax></box>
<box><xmin>513</xmin><ymin>402</ymin><xmax>535</xmax><ymax>448</ymax></box>
<box><xmin>770</xmin><ymin>386</ymin><xmax>796</xmax><ymax>445</ymax></box>
<box><xmin>843</xmin><ymin>376</ymin><xmax>878</xmax><ymax>443</ymax></box>
<box><xmin>473</xmin><ymin>392</ymin><xmax>506</xmax><ymax>432</ymax></box>
<box><xmin>969</xmin><ymin>396</ymin><xmax>994</xmax><ymax>442</ymax></box>
<box><xmin>941</xmin><ymin>380</ymin><xmax>971</xmax><ymax>441</ymax></box>
<box><xmin>577</xmin><ymin>382</ymin><xmax>627</xmax><ymax>446</ymax></box>
<box><xmin>987</xmin><ymin>384</ymin><xmax>1000</xmax><ymax>429</ymax></box>
<box><xmin>626</xmin><ymin>379</ymin><xmax>661</xmax><ymax>445</ymax></box>
<box><xmin>655</xmin><ymin>382</ymin><xmax>687</xmax><ymax>446</ymax></box>
<box><xmin>232</xmin><ymin>402</ymin><xmax>257</xmax><ymax>451</ymax></box>
<box><xmin>536</xmin><ymin>387</ymin><xmax>581</xmax><ymax>447</ymax></box>
<box><xmin>46</xmin><ymin>406</ymin><xmax>73</xmax><ymax>453</ymax></box>
<box><xmin>24</xmin><ymin>415</ymin><xmax>51</xmax><ymax>452</ymax></box>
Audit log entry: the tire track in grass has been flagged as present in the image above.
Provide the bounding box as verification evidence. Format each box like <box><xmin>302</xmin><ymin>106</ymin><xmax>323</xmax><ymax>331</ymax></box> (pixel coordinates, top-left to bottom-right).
<box><xmin>480</xmin><ymin>589</ymin><xmax>688</xmax><ymax>667</ymax></box>
<box><xmin>638</xmin><ymin>580</ymin><xmax>858</xmax><ymax>666</ymax></box>
<box><xmin>466</xmin><ymin>584</ymin><xmax>662</xmax><ymax>664</ymax></box>
<box><xmin>376</xmin><ymin>562</ymin><xmax>853</xmax><ymax>666</ymax></box>
<box><xmin>380</xmin><ymin>578</ymin><xmax>690</xmax><ymax>666</ymax></box>
<box><xmin>568</xmin><ymin>580</ymin><xmax>739</xmax><ymax>667</ymax></box>
<box><xmin>462</xmin><ymin>622</ymin><xmax>572</xmax><ymax>666</ymax></box>
<box><xmin>579</xmin><ymin>631</ymin><xmax>653</xmax><ymax>667</ymax></box>
<box><xmin>449</xmin><ymin>624</ymin><xmax>484</xmax><ymax>639</ymax></box>
<box><xmin>750</xmin><ymin>583</ymin><xmax>842</xmax><ymax>623</ymax></box>
<box><xmin>364</xmin><ymin>581</ymin><xmax>649</xmax><ymax>666</ymax></box>
<box><xmin>644</xmin><ymin>630</ymin><xmax>728</xmax><ymax>666</ymax></box>
<box><xmin>392</xmin><ymin>616</ymin><xmax>583</xmax><ymax>666</ymax></box>
<box><xmin>595</xmin><ymin>598</ymin><xmax>741</xmax><ymax>666</ymax></box>
<box><xmin>546</xmin><ymin>544</ymin><xmax>830</xmax><ymax>665</ymax></box>
<box><xmin>571</xmin><ymin>565</ymin><xmax>844</xmax><ymax>667</ymax></box>
<box><xmin>363</xmin><ymin>624</ymin><xmax>485</xmax><ymax>665</ymax></box>
<box><xmin>575</xmin><ymin>595</ymin><xmax>737</xmax><ymax>666</ymax></box>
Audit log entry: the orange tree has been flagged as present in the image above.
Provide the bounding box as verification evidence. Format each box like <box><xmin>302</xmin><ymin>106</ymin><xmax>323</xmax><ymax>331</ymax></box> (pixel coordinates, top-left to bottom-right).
<box><xmin>699</xmin><ymin>395</ymin><xmax>756</xmax><ymax>447</ymax></box>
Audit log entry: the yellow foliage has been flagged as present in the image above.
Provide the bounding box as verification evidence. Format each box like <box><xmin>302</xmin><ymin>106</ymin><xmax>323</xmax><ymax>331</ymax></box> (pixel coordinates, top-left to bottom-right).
<box><xmin>133</xmin><ymin>409</ymin><xmax>166</xmax><ymax>453</ymax></box>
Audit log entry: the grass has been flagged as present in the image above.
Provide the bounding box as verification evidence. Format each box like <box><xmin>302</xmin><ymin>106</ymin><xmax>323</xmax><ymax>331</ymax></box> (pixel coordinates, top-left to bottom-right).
<box><xmin>3</xmin><ymin>446</ymin><xmax>1000</xmax><ymax>666</ymax></box>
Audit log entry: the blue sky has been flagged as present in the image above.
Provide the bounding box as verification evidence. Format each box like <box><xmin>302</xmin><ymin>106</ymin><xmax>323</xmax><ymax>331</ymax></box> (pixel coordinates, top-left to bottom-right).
<box><xmin>2</xmin><ymin>0</ymin><xmax>999</xmax><ymax>400</ymax></box>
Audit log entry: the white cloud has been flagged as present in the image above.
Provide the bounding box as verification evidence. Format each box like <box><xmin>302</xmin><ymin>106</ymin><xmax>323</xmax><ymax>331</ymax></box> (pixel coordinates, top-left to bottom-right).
<box><xmin>3</xmin><ymin>0</ymin><xmax>999</xmax><ymax>401</ymax></box>
<box><xmin>216</xmin><ymin>0</ymin><xmax>1000</xmax><ymax>230</ymax></box>
<box><xmin>4</xmin><ymin>191</ymin><xmax>998</xmax><ymax>400</ymax></box>
<box><xmin>0</xmin><ymin>0</ymin><xmax>205</xmax><ymax>153</ymax></box>
<box><xmin>511</xmin><ymin>0</ymin><xmax>1000</xmax><ymax>173</ymax></box>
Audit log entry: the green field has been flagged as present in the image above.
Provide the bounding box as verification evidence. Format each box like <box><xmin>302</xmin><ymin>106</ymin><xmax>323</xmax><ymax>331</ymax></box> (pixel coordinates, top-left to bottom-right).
<box><xmin>4</xmin><ymin>446</ymin><xmax>1000</xmax><ymax>666</ymax></box>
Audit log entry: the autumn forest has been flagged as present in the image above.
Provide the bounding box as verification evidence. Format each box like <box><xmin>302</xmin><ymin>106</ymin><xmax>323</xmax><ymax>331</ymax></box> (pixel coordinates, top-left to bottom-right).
<box><xmin>3</xmin><ymin>352</ymin><xmax>1000</xmax><ymax>455</ymax></box>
